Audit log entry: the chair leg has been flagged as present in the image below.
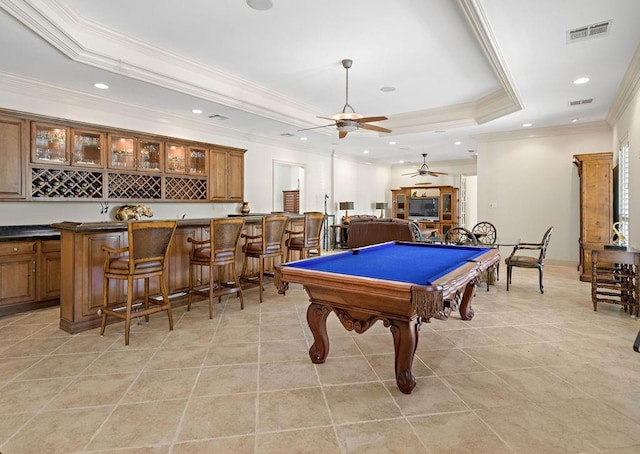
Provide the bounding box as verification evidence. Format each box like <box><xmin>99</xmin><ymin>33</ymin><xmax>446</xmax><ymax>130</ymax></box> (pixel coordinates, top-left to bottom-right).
<box><xmin>506</xmin><ymin>265</ymin><xmax>511</xmax><ymax>291</ymax></box>
<box><xmin>539</xmin><ymin>267</ymin><xmax>544</xmax><ymax>294</ymax></box>
<box><xmin>187</xmin><ymin>262</ymin><xmax>194</xmax><ymax>312</ymax></box>
<box><xmin>160</xmin><ymin>275</ymin><xmax>173</xmax><ymax>331</ymax></box>
<box><xmin>101</xmin><ymin>275</ymin><xmax>109</xmax><ymax>335</ymax></box>
<box><xmin>258</xmin><ymin>257</ymin><xmax>264</xmax><ymax>303</ymax></box>
<box><xmin>217</xmin><ymin>266</ymin><xmax>223</xmax><ymax>305</ymax></box>
<box><xmin>209</xmin><ymin>265</ymin><xmax>215</xmax><ymax>319</ymax></box>
<box><xmin>144</xmin><ymin>278</ymin><xmax>150</xmax><ymax>323</ymax></box>
<box><xmin>231</xmin><ymin>261</ymin><xmax>244</xmax><ymax>310</ymax></box>
<box><xmin>124</xmin><ymin>278</ymin><xmax>133</xmax><ymax>346</ymax></box>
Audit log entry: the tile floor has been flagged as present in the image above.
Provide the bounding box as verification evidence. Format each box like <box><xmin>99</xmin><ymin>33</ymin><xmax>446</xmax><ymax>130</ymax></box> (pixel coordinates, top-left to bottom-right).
<box><xmin>1</xmin><ymin>264</ymin><xmax>640</xmax><ymax>453</ymax></box>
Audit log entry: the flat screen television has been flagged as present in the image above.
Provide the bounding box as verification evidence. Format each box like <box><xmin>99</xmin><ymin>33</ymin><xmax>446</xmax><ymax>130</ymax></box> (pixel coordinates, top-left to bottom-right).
<box><xmin>408</xmin><ymin>197</ymin><xmax>439</xmax><ymax>221</ymax></box>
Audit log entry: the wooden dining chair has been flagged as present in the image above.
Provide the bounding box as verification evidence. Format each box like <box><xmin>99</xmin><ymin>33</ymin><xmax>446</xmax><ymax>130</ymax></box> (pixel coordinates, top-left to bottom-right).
<box><xmin>187</xmin><ymin>217</ymin><xmax>245</xmax><ymax>318</ymax></box>
<box><xmin>100</xmin><ymin>220</ymin><xmax>177</xmax><ymax>345</ymax></box>
<box><xmin>472</xmin><ymin>221</ymin><xmax>498</xmax><ymax>291</ymax></box>
<box><xmin>285</xmin><ymin>211</ymin><xmax>325</xmax><ymax>261</ymax></box>
<box><xmin>241</xmin><ymin>214</ymin><xmax>289</xmax><ymax>302</ymax></box>
<box><xmin>444</xmin><ymin>227</ymin><xmax>478</xmax><ymax>246</ymax></box>
<box><xmin>505</xmin><ymin>226</ymin><xmax>553</xmax><ymax>293</ymax></box>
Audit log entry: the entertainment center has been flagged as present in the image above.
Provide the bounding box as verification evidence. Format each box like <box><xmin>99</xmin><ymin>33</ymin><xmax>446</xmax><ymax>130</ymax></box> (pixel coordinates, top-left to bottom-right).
<box><xmin>391</xmin><ymin>185</ymin><xmax>458</xmax><ymax>236</ymax></box>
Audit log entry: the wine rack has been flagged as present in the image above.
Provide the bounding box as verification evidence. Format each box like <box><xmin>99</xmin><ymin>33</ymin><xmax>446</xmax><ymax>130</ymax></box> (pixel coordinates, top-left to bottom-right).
<box><xmin>107</xmin><ymin>173</ymin><xmax>162</xmax><ymax>199</ymax></box>
<box><xmin>165</xmin><ymin>177</ymin><xmax>207</xmax><ymax>200</ymax></box>
<box><xmin>31</xmin><ymin>167</ymin><xmax>103</xmax><ymax>198</ymax></box>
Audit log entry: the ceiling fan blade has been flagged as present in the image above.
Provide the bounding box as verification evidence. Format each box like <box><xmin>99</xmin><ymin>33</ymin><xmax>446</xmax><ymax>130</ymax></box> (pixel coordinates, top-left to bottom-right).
<box><xmin>401</xmin><ymin>172</ymin><xmax>417</xmax><ymax>176</ymax></box>
<box><xmin>429</xmin><ymin>171</ymin><xmax>448</xmax><ymax>176</ymax></box>
<box><xmin>357</xmin><ymin>116</ymin><xmax>388</xmax><ymax>123</ymax></box>
<box><xmin>298</xmin><ymin>123</ymin><xmax>336</xmax><ymax>132</ymax></box>
<box><xmin>317</xmin><ymin>116</ymin><xmax>336</xmax><ymax>121</ymax></box>
<box><xmin>358</xmin><ymin>123</ymin><xmax>392</xmax><ymax>134</ymax></box>
<box><xmin>338</xmin><ymin>131</ymin><xmax>348</xmax><ymax>139</ymax></box>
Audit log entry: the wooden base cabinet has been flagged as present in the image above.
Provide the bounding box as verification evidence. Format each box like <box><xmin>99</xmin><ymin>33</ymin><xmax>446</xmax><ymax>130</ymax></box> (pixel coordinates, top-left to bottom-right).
<box><xmin>574</xmin><ymin>152</ymin><xmax>613</xmax><ymax>282</ymax></box>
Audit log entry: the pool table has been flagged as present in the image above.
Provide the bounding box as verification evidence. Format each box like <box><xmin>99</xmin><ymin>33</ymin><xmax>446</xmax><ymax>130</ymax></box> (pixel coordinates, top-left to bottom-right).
<box><xmin>275</xmin><ymin>241</ymin><xmax>500</xmax><ymax>394</ymax></box>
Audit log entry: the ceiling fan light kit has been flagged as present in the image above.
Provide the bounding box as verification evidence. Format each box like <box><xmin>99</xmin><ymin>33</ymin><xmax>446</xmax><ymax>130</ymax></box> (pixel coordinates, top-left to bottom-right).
<box><xmin>299</xmin><ymin>59</ymin><xmax>392</xmax><ymax>139</ymax></box>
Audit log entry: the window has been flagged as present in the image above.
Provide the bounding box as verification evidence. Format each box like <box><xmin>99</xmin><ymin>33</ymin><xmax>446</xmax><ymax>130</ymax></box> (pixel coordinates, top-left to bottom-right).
<box><xmin>618</xmin><ymin>140</ymin><xmax>629</xmax><ymax>243</ymax></box>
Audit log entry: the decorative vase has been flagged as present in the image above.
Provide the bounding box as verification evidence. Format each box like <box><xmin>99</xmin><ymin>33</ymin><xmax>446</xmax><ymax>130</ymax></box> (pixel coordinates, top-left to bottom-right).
<box><xmin>240</xmin><ymin>201</ymin><xmax>250</xmax><ymax>215</ymax></box>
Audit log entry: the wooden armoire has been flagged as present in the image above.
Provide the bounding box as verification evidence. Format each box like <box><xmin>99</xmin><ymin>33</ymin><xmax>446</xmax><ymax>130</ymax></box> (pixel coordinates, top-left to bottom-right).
<box><xmin>573</xmin><ymin>152</ymin><xmax>613</xmax><ymax>281</ymax></box>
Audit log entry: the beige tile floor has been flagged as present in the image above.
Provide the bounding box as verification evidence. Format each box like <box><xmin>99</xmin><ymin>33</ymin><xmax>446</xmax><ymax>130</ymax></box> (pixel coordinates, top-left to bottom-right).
<box><xmin>1</xmin><ymin>264</ymin><xmax>640</xmax><ymax>453</ymax></box>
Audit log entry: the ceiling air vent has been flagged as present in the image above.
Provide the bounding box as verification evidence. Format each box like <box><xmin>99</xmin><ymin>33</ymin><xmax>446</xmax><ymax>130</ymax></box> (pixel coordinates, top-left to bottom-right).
<box><xmin>567</xmin><ymin>21</ymin><xmax>611</xmax><ymax>43</ymax></box>
<box><xmin>208</xmin><ymin>114</ymin><xmax>229</xmax><ymax>120</ymax></box>
<box><xmin>569</xmin><ymin>98</ymin><xmax>593</xmax><ymax>106</ymax></box>
<box><xmin>280</xmin><ymin>133</ymin><xmax>295</xmax><ymax>137</ymax></box>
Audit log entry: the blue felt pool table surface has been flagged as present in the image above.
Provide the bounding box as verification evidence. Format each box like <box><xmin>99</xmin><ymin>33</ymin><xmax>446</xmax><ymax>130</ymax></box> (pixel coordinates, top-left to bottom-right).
<box><xmin>284</xmin><ymin>241</ymin><xmax>491</xmax><ymax>285</ymax></box>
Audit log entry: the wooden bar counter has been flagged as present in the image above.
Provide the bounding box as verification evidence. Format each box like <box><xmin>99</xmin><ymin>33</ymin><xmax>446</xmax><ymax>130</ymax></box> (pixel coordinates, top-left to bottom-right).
<box><xmin>53</xmin><ymin>215</ymin><xmax>302</xmax><ymax>334</ymax></box>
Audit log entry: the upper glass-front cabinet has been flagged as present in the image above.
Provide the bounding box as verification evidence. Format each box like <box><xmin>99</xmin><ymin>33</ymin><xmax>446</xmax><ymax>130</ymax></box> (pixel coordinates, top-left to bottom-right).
<box><xmin>71</xmin><ymin>129</ymin><xmax>103</xmax><ymax>167</ymax></box>
<box><xmin>32</xmin><ymin>123</ymin><xmax>70</xmax><ymax>165</ymax></box>
<box><xmin>188</xmin><ymin>146</ymin><xmax>208</xmax><ymax>175</ymax></box>
<box><xmin>441</xmin><ymin>191</ymin><xmax>453</xmax><ymax>221</ymax></box>
<box><xmin>166</xmin><ymin>143</ymin><xmax>187</xmax><ymax>173</ymax></box>
<box><xmin>108</xmin><ymin>135</ymin><xmax>162</xmax><ymax>172</ymax></box>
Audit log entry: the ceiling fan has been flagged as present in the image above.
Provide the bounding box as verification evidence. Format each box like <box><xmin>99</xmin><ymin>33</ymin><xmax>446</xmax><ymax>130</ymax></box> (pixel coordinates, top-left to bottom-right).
<box><xmin>402</xmin><ymin>153</ymin><xmax>448</xmax><ymax>178</ymax></box>
<box><xmin>300</xmin><ymin>59</ymin><xmax>392</xmax><ymax>139</ymax></box>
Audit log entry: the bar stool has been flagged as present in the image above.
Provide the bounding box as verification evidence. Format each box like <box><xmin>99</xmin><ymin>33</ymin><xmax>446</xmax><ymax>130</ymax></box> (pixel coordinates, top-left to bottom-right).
<box><xmin>187</xmin><ymin>217</ymin><xmax>245</xmax><ymax>318</ymax></box>
<box><xmin>100</xmin><ymin>220</ymin><xmax>177</xmax><ymax>345</ymax></box>
<box><xmin>241</xmin><ymin>214</ymin><xmax>289</xmax><ymax>302</ymax></box>
<box><xmin>285</xmin><ymin>211</ymin><xmax>325</xmax><ymax>261</ymax></box>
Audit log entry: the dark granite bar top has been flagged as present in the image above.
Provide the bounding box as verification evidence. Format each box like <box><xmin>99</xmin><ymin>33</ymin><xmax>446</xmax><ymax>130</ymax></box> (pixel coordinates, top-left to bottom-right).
<box><xmin>0</xmin><ymin>225</ymin><xmax>60</xmax><ymax>242</ymax></box>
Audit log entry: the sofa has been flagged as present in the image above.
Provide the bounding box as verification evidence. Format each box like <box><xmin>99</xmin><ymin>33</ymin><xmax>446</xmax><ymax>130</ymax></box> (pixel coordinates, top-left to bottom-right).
<box><xmin>346</xmin><ymin>218</ymin><xmax>423</xmax><ymax>248</ymax></box>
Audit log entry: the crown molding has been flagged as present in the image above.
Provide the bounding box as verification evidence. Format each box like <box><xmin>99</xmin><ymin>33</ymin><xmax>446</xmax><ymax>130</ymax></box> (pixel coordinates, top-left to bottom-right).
<box><xmin>473</xmin><ymin>121</ymin><xmax>611</xmax><ymax>143</ymax></box>
<box><xmin>0</xmin><ymin>0</ymin><xmax>525</xmax><ymax>139</ymax></box>
<box><xmin>606</xmin><ymin>43</ymin><xmax>640</xmax><ymax>125</ymax></box>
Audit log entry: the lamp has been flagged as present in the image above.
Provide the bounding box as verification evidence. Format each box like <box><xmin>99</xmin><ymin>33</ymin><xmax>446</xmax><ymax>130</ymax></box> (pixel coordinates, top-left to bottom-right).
<box><xmin>375</xmin><ymin>202</ymin><xmax>387</xmax><ymax>218</ymax></box>
<box><xmin>339</xmin><ymin>201</ymin><xmax>354</xmax><ymax>224</ymax></box>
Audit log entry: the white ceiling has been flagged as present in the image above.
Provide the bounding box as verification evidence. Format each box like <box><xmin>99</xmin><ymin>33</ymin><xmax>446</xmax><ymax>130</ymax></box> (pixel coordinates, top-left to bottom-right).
<box><xmin>0</xmin><ymin>0</ymin><xmax>639</xmax><ymax>167</ymax></box>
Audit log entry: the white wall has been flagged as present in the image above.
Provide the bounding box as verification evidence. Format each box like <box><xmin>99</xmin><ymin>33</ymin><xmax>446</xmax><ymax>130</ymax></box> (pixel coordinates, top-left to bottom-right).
<box><xmin>476</xmin><ymin>123</ymin><xmax>612</xmax><ymax>264</ymax></box>
<box><xmin>611</xmin><ymin>72</ymin><xmax>640</xmax><ymax>250</ymax></box>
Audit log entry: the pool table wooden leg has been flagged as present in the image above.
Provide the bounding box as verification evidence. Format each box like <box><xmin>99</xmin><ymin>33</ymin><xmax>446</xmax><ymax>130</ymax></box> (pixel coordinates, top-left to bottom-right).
<box><xmin>458</xmin><ymin>278</ymin><xmax>479</xmax><ymax>321</ymax></box>
<box><xmin>307</xmin><ymin>302</ymin><xmax>332</xmax><ymax>364</ymax></box>
<box><xmin>388</xmin><ymin>318</ymin><xmax>419</xmax><ymax>394</ymax></box>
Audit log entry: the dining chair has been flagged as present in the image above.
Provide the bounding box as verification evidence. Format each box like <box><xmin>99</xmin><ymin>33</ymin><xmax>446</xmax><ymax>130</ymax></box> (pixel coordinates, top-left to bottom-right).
<box><xmin>187</xmin><ymin>217</ymin><xmax>245</xmax><ymax>318</ymax></box>
<box><xmin>100</xmin><ymin>220</ymin><xmax>177</xmax><ymax>345</ymax></box>
<box><xmin>472</xmin><ymin>221</ymin><xmax>498</xmax><ymax>291</ymax></box>
<box><xmin>241</xmin><ymin>214</ymin><xmax>289</xmax><ymax>302</ymax></box>
<box><xmin>444</xmin><ymin>227</ymin><xmax>478</xmax><ymax>245</ymax></box>
<box><xmin>591</xmin><ymin>248</ymin><xmax>639</xmax><ymax>317</ymax></box>
<box><xmin>285</xmin><ymin>211</ymin><xmax>325</xmax><ymax>261</ymax></box>
<box><xmin>505</xmin><ymin>226</ymin><xmax>553</xmax><ymax>293</ymax></box>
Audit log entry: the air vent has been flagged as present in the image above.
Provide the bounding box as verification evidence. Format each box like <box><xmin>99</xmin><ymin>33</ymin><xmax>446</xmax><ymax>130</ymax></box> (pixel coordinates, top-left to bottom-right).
<box><xmin>279</xmin><ymin>133</ymin><xmax>295</xmax><ymax>137</ymax></box>
<box><xmin>569</xmin><ymin>98</ymin><xmax>593</xmax><ymax>106</ymax></box>
<box><xmin>208</xmin><ymin>114</ymin><xmax>229</xmax><ymax>120</ymax></box>
<box><xmin>567</xmin><ymin>21</ymin><xmax>611</xmax><ymax>43</ymax></box>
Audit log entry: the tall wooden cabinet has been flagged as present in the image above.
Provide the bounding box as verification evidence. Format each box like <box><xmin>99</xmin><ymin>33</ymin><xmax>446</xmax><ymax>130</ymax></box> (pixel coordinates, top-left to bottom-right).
<box><xmin>391</xmin><ymin>185</ymin><xmax>459</xmax><ymax>236</ymax></box>
<box><xmin>573</xmin><ymin>152</ymin><xmax>613</xmax><ymax>282</ymax></box>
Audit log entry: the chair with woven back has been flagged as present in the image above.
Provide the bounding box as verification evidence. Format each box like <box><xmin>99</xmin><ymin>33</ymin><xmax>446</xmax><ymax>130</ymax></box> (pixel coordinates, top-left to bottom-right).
<box><xmin>186</xmin><ymin>217</ymin><xmax>245</xmax><ymax>319</ymax></box>
<box><xmin>100</xmin><ymin>220</ymin><xmax>177</xmax><ymax>345</ymax></box>
<box><xmin>285</xmin><ymin>211</ymin><xmax>325</xmax><ymax>261</ymax></box>
<box><xmin>241</xmin><ymin>214</ymin><xmax>289</xmax><ymax>302</ymax></box>
<box><xmin>505</xmin><ymin>226</ymin><xmax>554</xmax><ymax>293</ymax></box>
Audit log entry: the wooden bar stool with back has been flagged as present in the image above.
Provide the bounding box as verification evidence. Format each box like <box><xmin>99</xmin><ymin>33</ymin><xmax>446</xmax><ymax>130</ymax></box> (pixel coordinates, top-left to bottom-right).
<box><xmin>100</xmin><ymin>220</ymin><xmax>177</xmax><ymax>345</ymax></box>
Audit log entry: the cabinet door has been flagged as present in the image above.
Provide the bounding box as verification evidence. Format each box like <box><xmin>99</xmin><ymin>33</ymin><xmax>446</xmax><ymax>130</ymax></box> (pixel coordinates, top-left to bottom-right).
<box><xmin>441</xmin><ymin>191</ymin><xmax>453</xmax><ymax>221</ymax></box>
<box><xmin>138</xmin><ymin>139</ymin><xmax>163</xmax><ymax>172</ymax></box>
<box><xmin>71</xmin><ymin>129</ymin><xmax>104</xmax><ymax>167</ymax></box>
<box><xmin>166</xmin><ymin>143</ymin><xmax>187</xmax><ymax>174</ymax></box>
<box><xmin>32</xmin><ymin>123</ymin><xmax>70</xmax><ymax>165</ymax></box>
<box><xmin>39</xmin><ymin>240</ymin><xmax>61</xmax><ymax>301</ymax></box>
<box><xmin>0</xmin><ymin>255</ymin><xmax>37</xmax><ymax>306</ymax></box>
<box><xmin>0</xmin><ymin>114</ymin><xmax>27</xmax><ymax>199</ymax></box>
<box><xmin>227</xmin><ymin>151</ymin><xmax>244</xmax><ymax>201</ymax></box>
<box><xmin>392</xmin><ymin>190</ymin><xmax>406</xmax><ymax>219</ymax></box>
<box><xmin>209</xmin><ymin>148</ymin><xmax>228</xmax><ymax>200</ymax></box>
<box><xmin>188</xmin><ymin>146</ymin><xmax>208</xmax><ymax>175</ymax></box>
<box><xmin>108</xmin><ymin>135</ymin><xmax>136</xmax><ymax>170</ymax></box>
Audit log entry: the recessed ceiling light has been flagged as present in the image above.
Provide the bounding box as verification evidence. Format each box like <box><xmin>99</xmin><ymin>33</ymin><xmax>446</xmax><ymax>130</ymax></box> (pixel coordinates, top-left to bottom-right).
<box><xmin>389</xmin><ymin>141</ymin><xmax>396</xmax><ymax>145</ymax></box>
<box><xmin>246</xmin><ymin>0</ymin><xmax>273</xmax><ymax>10</ymax></box>
<box><xmin>363</xmin><ymin>150</ymin><xmax>369</xmax><ymax>154</ymax></box>
<box><xmin>380</xmin><ymin>86</ymin><xmax>396</xmax><ymax>92</ymax></box>
<box><xmin>191</xmin><ymin>109</ymin><xmax>203</xmax><ymax>114</ymax></box>
<box><xmin>93</xmin><ymin>83</ymin><xmax>109</xmax><ymax>90</ymax></box>
<box><xmin>454</xmin><ymin>141</ymin><xmax>461</xmax><ymax>145</ymax></box>
<box><xmin>522</xmin><ymin>123</ymin><xmax>532</xmax><ymax>127</ymax></box>
<box><xmin>571</xmin><ymin>118</ymin><xmax>579</xmax><ymax>123</ymax></box>
<box><xmin>300</xmin><ymin>137</ymin><xmax>307</xmax><ymax>141</ymax></box>
<box><xmin>573</xmin><ymin>77</ymin><xmax>590</xmax><ymax>85</ymax></box>
<box><xmin>399</xmin><ymin>160</ymin><xmax>405</xmax><ymax>164</ymax></box>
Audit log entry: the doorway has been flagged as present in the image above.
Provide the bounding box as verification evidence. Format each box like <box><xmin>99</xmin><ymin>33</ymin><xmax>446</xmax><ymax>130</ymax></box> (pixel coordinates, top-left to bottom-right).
<box><xmin>273</xmin><ymin>160</ymin><xmax>305</xmax><ymax>213</ymax></box>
